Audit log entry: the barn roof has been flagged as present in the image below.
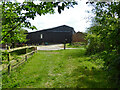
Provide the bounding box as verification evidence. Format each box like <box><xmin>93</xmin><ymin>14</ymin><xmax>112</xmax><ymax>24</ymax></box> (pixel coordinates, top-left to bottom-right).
<box><xmin>27</xmin><ymin>25</ymin><xmax>75</xmax><ymax>34</ymax></box>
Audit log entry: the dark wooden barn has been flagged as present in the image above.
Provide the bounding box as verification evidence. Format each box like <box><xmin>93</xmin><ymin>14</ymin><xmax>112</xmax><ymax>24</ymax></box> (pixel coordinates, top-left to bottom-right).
<box><xmin>26</xmin><ymin>25</ymin><xmax>75</xmax><ymax>45</ymax></box>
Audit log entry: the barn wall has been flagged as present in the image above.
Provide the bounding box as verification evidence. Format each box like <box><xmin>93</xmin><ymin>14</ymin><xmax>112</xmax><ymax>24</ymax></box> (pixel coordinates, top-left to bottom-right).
<box><xmin>26</xmin><ymin>25</ymin><xmax>74</xmax><ymax>45</ymax></box>
<box><xmin>43</xmin><ymin>32</ymin><xmax>72</xmax><ymax>44</ymax></box>
<box><xmin>26</xmin><ymin>32</ymin><xmax>43</xmax><ymax>45</ymax></box>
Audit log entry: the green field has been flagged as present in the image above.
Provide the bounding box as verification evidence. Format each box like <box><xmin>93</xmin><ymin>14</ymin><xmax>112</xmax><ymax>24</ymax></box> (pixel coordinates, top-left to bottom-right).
<box><xmin>2</xmin><ymin>48</ymin><xmax>116</xmax><ymax>88</ymax></box>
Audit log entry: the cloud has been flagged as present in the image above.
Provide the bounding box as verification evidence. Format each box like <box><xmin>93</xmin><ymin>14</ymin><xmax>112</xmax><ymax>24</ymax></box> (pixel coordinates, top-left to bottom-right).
<box><xmin>27</xmin><ymin>1</ymin><xmax>93</xmax><ymax>32</ymax></box>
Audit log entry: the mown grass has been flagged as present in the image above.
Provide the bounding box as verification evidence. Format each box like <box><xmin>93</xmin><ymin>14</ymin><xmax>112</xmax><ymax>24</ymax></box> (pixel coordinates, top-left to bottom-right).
<box><xmin>2</xmin><ymin>48</ymin><xmax>117</xmax><ymax>88</ymax></box>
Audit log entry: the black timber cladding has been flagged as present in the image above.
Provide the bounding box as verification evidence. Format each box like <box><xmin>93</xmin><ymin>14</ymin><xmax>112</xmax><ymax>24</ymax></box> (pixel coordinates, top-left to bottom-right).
<box><xmin>26</xmin><ymin>25</ymin><xmax>75</xmax><ymax>45</ymax></box>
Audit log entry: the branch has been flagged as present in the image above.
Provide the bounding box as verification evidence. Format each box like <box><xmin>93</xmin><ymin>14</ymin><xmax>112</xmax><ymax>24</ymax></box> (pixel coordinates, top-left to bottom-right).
<box><xmin>2</xmin><ymin>16</ymin><xmax>26</xmax><ymax>40</ymax></box>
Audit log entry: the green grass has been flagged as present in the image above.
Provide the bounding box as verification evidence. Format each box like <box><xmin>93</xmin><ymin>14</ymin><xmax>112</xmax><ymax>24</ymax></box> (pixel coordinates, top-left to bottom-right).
<box><xmin>66</xmin><ymin>42</ymin><xmax>85</xmax><ymax>48</ymax></box>
<box><xmin>2</xmin><ymin>48</ymin><xmax>117</xmax><ymax>88</ymax></box>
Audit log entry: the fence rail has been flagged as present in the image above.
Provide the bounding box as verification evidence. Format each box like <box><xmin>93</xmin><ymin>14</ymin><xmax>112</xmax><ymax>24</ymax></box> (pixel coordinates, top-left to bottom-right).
<box><xmin>1</xmin><ymin>45</ymin><xmax>37</xmax><ymax>74</ymax></box>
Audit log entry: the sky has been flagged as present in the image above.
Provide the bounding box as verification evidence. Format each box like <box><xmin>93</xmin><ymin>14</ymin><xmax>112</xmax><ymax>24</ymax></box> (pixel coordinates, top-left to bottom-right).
<box><xmin>22</xmin><ymin>0</ymin><xmax>94</xmax><ymax>33</ymax></box>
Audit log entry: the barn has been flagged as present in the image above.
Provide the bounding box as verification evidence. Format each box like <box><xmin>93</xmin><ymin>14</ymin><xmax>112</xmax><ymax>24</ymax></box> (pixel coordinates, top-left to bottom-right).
<box><xmin>26</xmin><ymin>25</ymin><xmax>75</xmax><ymax>45</ymax></box>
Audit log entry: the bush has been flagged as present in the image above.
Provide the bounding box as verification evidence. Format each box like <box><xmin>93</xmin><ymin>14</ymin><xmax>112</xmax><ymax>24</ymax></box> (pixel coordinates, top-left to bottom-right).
<box><xmin>67</xmin><ymin>42</ymin><xmax>86</xmax><ymax>48</ymax></box>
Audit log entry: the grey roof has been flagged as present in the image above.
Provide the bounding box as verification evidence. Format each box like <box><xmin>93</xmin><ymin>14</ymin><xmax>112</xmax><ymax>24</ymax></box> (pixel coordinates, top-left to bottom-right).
<box><xmin>27</xmin><ymin>25</ymin><xmax>75</xmax><ymax>34</ymax></box>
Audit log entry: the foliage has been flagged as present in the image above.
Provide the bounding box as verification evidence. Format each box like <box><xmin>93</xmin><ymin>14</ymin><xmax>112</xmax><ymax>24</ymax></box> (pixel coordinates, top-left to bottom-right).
<box><xmin>2</xmin><ymin>1</ymin><xmax>77</xmax><ymax>45</ymax></box>
<box><xmin>3</xmin><ymin>49</ymin><xmax>117</xmax><ymax>88</ymax></box>
<box><xmin>86</xmin><ymin>26</ymin><xmax>104</xmax><ymax>55</ymax></box>
<box><xmin>86</xmin><ymin>2</ymin><xmax>120</xmax><ymax>85</ymax></box>
<box><xmin>2</xmin><ymin>28</ymin><xmax>28</xmax><ymax>47</ymax></box>
<box><xmin>67</xmin><ymin>42</ymin><xmax>85</xmax><ymax>48</ymax></box>
<box><xmin>2</xmin><ymin>47</ymin><xmax>34</xmax><ymax>61</ymax></box>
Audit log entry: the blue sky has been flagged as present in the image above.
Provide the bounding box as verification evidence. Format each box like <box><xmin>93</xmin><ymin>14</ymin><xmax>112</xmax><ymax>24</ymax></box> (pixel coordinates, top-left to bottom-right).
<box><xmin>22</xmin><ymin>0</ymin><xmax>94</xmax><ymax>32</ymax></box>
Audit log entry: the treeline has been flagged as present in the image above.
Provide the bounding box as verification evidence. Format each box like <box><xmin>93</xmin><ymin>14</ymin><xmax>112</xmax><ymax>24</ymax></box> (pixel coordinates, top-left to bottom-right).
<box><xmin>86</xmin><ymin>2</ymin><xmax>120</xmax><ymax>85</ymax></box>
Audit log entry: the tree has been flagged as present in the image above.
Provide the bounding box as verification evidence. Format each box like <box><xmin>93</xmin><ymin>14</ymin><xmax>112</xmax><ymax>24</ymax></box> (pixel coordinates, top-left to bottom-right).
<box><xmin>86</xmin><ymin>2</ymin><xmax>120</xmax><ymax>54</ymax></box>
<box><xmin>2</xmin><ymin>1</ymin><xmax>77</xmax><ymax>46</ymax></box>
<box><xmin>86</xmin><ymin>2</ymin><xmax>120</xmax><ymax>85</ymax></box>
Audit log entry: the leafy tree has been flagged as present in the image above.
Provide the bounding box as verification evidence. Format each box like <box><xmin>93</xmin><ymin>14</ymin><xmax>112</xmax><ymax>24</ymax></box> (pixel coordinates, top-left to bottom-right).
<box><xmin>3</xmin><ymin>28</ymin><xmax>28</xmax><ymax>48</ymax></box>
<box><xmin>86</xmin><ymin>2</ymin><xmax>120</xmax><ymax>85</ymax></box>
<box><xmin>2</xmin><ymin>1</ymin><xmax>77</xmax><ymax>46</ymax></box>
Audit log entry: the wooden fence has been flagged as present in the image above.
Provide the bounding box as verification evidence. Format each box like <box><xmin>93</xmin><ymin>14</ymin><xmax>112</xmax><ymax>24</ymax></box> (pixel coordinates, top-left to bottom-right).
<box><xmin>1</xmin><ymin>46</ymin><xmax>37</xmax><ymax>74</ymax></box>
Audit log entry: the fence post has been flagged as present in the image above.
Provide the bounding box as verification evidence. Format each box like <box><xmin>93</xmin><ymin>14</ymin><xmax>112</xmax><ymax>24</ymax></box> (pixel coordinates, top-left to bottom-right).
<box><xmin>64</xmin><ymin>39</ymin><xmax>67</xmax><ymax>50</ymax></box>
<box><xmin>32</xmin><ymin>50</ymin><xmax>33</xmax><ymax>56</ymax></box>
<box><xmin>64</xmin><ymin>43</ymin><xmax>66</xmax><ymax>50</ymax></box>
<box><xmin>35</xmin><ymin>47</ymin><xmax>37</xmax><ymax>53</ymax></box>
<box><xmin>31</xmin><ymin>47</ymin><xmax>33</xmax><ymax>56</ymax></box>
<box><xmin>25</xmin><ymin>55</ymin><xmax>27</xmax><ymax>61</ymax></box>
<box><xmin>25</xmin><ymin>45</ymin><xmax>28</xmax><ymax>61</ymax></box>
<box><xmin>7</xmin><ymin>46</ymin><xmax>10</xmax><ymax>75</ymax></box>
<box><xmin>34</xmin><ymin>46</ymin><xmax>36</xmax><ymax>53</ymax></box>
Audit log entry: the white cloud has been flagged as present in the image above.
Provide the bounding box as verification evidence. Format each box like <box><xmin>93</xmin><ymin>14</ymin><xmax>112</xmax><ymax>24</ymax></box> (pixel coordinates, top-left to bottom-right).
<box><xmin>27</xmin><ymin>1</ymin><xmax>94</xmax><ymax>32</ymax></box>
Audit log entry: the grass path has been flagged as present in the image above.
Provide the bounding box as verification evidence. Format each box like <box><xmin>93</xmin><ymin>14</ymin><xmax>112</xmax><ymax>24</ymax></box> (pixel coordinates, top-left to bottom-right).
<box><xmin>2</xmin><ymin>49</ymin><xmax>114</xmax><ymax>88</ymax></box>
